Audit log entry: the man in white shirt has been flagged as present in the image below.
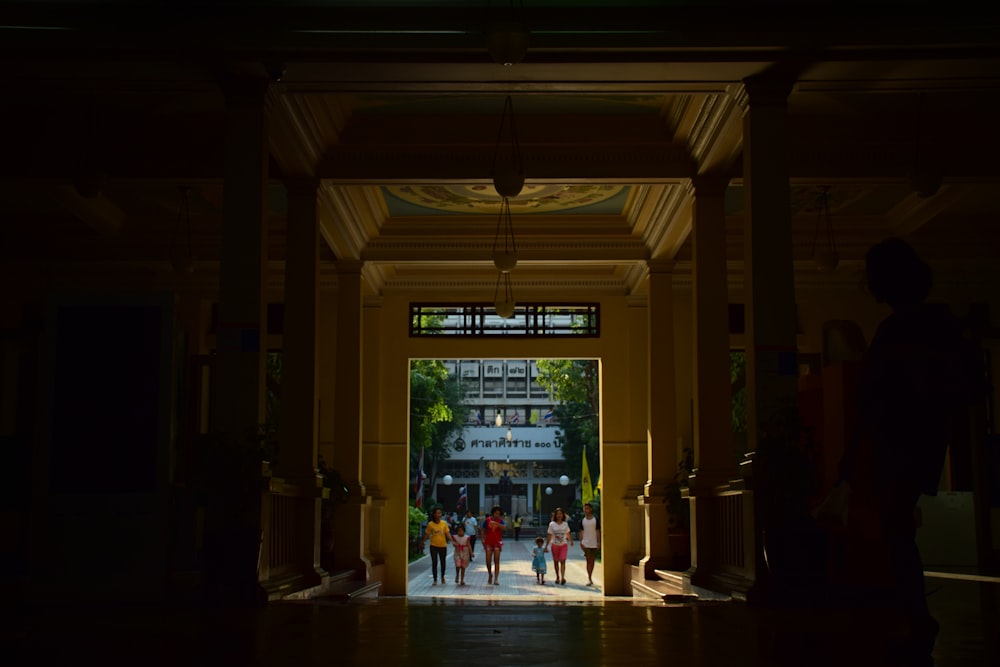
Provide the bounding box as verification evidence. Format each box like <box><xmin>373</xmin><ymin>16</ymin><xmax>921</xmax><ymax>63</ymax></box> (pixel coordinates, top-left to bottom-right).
<box><xmin>462</xmin><ymin>510</ymin><xmax>480</xmax><ymax>560</ymax></box>
<box><xmin>579</xmin><ymin>502</ymin><xmax>601</xmax><ymax>586</ymax></box>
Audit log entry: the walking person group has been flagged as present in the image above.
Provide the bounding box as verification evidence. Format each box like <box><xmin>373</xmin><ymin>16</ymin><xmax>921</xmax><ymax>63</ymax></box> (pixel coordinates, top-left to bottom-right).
<box><xmin>420</xmin><ymin>505</ymin><xmax>507</xmax><ymax>586</ymax></box>
<box><xmin>419</xmin><ymin>503</ymin><xmax>601</xmax><ymax>589</ymax></box>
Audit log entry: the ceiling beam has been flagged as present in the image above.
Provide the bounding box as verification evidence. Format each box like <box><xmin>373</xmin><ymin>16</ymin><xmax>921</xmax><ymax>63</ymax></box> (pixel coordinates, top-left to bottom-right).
<box><xmin>886</xmin><ymin>185</ymin><xmax>971</xmax><ymax>237</ymax></box>
<box><xmin>51</xmin><ymin>185</ymin><xmax>126</xmax><ymax>235</ymax></box>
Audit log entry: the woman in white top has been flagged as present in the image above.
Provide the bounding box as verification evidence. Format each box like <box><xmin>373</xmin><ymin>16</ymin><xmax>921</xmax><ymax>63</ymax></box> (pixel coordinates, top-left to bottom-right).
<box><xmin>579</xmin><ymin>502</ymin><xmax>601</xmax><ymax>586</ymax></box>
<box><xmin>545</xmin><ymin>507</ymin><xmax>574</xmax><ymax>585</ymax></box>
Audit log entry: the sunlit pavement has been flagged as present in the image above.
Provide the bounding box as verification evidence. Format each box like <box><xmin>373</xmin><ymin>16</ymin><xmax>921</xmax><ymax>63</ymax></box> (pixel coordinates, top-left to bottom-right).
<box><xmin>407</xmin><ymin>536</ymin><xmax>605</xmax><ymax>601</ymax></box>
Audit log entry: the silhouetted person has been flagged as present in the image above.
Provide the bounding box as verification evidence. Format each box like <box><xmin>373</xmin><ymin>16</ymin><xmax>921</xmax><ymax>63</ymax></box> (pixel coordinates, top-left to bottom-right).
<box><xmin>816</xmin><ymin>237</ymin><xmax>988</xmax><ymax>664</ymax></box>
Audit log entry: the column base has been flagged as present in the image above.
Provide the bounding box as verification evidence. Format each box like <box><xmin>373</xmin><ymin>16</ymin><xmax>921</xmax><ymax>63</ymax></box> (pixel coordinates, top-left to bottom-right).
<box><xmin>639</xmin><ymin>555</ymin><xmax>681</xmax><ymax>580</ymax></box>
<box><xmin>682</xmin><ymin>569</ymin><xmax>757</xmax><ymax>602</ymax></box>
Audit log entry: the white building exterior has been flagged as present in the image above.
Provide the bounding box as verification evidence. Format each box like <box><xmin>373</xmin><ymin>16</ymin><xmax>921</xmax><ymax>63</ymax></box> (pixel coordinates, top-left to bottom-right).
<box><xmin>435</xmin><ymin>359</ymin><xmax>575</xmax><ymax>524</ymax></box>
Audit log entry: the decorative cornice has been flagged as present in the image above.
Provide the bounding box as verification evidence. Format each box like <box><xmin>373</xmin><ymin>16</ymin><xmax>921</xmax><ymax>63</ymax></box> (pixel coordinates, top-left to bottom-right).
<box><xmin>379</xmin><ymin>276</ymin><xmax>630</xmax><ymax>294</ymax></box>
<box><xmin>663</xmin><ymin>94</ymin><xmax>693</xmax><ymax>139</ymax></box>
<box><xmin>319</xmin><ymin>144</ymin><xmax>695</xmax><ymax>181</ymax></box>
<box><xmin>361</xmin><ymin>262</ymin><xmax>387</xmax><ymax>295</ymax></box>
<box><xmin>689</xmin><ymin>90</ymin><xmax>745</xmax><ymax>176</ymax></box>
<box><xmin>317</xmin><ymin>184</ymin><xmax>381</xmax><ymax>260</ymax></box>
<box><xmin>731</xmin><ymin>84</ymin><xmax>751</xmax><ymax>114</ymax></box>
<box><xmin>624</xmin><ymin>262</ymin><xmax>650</xmax><ymax>294</ymax></box>
<box><xmin>626</xmin><ymin>293</ymin><xmax>648</xmax><ymax>308</ymax></box>
<box><xmin>640</xmin><ymin>184</ymin><xmax>692</xmax><ymax>260</ymax></box>
<box><xmin>685</xmin><ymin>94</ymin><xmax>723</xmax><ymax>163</ymax></box>
<box><xmin>266</xmin><ymin>89</ymin><xmax>325</xmax><ymax>179</ymax></box>
<box><xmin>363</xmin><ymin>237</ymin><xmax>648</xmax><ymax>262</ymax></box>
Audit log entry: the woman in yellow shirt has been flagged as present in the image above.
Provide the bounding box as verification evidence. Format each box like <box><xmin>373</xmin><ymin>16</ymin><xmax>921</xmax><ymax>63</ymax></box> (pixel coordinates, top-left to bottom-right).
<box><xmin>421</xmin><ymin>507</ymin><xmax>451</xmax><ymax>585</ymax></box>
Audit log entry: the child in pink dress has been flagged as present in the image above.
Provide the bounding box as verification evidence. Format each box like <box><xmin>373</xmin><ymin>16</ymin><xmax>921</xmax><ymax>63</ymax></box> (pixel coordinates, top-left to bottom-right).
<box><xmin>451</xmin><ymin>524</ymin><xmax>471</xmax><ymax>585</ymax></box>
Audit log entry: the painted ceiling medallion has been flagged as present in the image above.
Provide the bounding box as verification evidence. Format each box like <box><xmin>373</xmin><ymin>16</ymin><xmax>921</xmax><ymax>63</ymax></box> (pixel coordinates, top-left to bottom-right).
<box><xmin>386</xmin><ymin>184</ymin><xmax>625</xmax><ymax>214</ymax></box>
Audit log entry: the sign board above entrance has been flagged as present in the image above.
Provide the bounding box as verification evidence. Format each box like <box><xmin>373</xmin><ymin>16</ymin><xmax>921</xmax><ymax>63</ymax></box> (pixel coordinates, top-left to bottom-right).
<box><xmin>449</xmin><ymin>426</ymin><xmax>563</xmax><ymax>461</ymax></box>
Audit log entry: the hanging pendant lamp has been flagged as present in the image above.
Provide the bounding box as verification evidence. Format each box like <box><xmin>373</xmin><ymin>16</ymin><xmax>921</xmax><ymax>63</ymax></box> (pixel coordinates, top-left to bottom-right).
<box><xmin>490</xmin><ymin>94</ymin><xmax>521</xmax><ymax>318</ymax></box>
<box><xmin>491</xmin><ymin>95</ymin><xmax>523</xmax><ymax>198</ymax></box>
<box><xmin>492</xmin><ymin>196</ymin><xmax>518</xmax><ymax>273</ymax></box>
<box><xmin>493</xmin><ymin>271</ymin><xmax>516</xmax><ymax>319</ymax></box>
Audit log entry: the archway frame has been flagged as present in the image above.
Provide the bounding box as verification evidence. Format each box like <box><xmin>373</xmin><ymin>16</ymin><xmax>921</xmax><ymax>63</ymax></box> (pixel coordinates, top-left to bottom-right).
<box><xmin>364</xmin><ymin>293</ymin><xmax>664</xmax><ymax>596</ymax></box>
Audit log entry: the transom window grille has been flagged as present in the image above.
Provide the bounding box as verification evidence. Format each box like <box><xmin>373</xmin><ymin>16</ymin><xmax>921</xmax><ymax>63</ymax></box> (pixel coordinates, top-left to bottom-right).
<box><xmin>410</xmin><ymin>304</ymin><xmax>599</xmax><ymax>337</ymax></box>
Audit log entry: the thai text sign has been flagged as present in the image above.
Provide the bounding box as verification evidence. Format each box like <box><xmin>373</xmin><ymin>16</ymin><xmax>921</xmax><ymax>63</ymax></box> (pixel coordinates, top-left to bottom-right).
<box><xmin>449</xmin><ymin>426</ymin><xmax>563</xmax><ymax>461</ymax></box>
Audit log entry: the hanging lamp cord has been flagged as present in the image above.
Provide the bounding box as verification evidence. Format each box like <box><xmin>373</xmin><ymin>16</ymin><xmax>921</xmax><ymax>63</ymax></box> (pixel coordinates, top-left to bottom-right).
<box><xmin>492</xmin><ymin>197</ymin><xmax>517</xmax><ymax>255</ymax></box>
<box><xmin>491</xmin><ymin>95</ymin><xmax>522</xmax><ymax>181</ymax></box>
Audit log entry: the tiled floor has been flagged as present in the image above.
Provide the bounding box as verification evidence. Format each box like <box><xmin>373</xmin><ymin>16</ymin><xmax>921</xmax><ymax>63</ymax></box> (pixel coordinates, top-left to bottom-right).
<box><xmin>407</xmin><ymin>536</ymin><xmax>605</xmax><ymax>601</ymax></box>
<box><xmin>5</xmin><ymin>568</ymin><xmax>996</xmax><ymax>666</ymax></box>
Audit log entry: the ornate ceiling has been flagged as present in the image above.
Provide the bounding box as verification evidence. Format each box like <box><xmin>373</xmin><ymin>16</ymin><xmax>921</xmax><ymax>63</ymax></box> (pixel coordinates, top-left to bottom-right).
<box><xmin>1</xmin><ymin>2</ymin><xmax>999</xmax><ymax>300</ymax></box>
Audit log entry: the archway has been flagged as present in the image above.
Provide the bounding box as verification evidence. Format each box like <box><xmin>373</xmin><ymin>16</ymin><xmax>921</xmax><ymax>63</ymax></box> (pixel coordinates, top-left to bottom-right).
<box><xmin>406</xmin><ymin>357</ymin><xmax>604</xmax><ymax>599</ymax></box>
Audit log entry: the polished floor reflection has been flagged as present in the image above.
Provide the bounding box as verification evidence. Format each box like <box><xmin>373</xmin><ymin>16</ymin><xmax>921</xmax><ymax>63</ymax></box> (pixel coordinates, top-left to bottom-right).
<box><xmin>4</xmin><ymin>573</ymin><xmax>996</xmax><ymax>667</ymax></box>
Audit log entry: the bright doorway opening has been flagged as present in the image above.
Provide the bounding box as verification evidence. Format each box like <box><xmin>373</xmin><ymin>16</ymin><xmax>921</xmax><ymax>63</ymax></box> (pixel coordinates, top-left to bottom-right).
<box><xmin>407</xmin><ymin>358</ymin><xmax>602</xmax><ymax>599</ymax></box>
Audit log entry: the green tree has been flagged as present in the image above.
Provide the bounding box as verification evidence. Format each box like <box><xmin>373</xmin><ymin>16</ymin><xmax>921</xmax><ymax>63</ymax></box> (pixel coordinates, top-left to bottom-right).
<box><xmin>408</xmin><ymin>504</ymin><xmax>428</xmax><ymax>561</ymax></box>
<box><xmin>534</xmin><ymin>359</ymin><xmax>600</xmax><ymax>499</ymax></box>
<box><xmin>409</xmin><ymin>359</ymin><xmax>465</xmax><ymax>505</ymax></box>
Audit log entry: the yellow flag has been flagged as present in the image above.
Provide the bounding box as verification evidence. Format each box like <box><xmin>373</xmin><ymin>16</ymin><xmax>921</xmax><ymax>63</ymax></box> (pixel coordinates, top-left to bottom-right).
<box><xmin>581</xmin><ymin>450</ymin><xmax>594</xmax><ymax>504</ymax></box>
<box><xmin>535</xmin><ymin>482</ymin><xmax>541</xmax><ymax>510</ymax></box>
<box><xmin>595</xmin><ymin>473</ymin><xmax>602</xmax><ymax>495</ymax></box>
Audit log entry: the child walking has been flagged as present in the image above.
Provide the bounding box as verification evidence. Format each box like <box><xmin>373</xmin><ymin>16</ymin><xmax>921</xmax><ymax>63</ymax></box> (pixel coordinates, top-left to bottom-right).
<box><xmin>451</xmin><ymin>524</ymin><xmax>471</xmax><ymax>585</ymax></box>
<box><xmin>531</xmin><ymin>536</ymin><xmax>548</xmax><ymax>584</ymax></box>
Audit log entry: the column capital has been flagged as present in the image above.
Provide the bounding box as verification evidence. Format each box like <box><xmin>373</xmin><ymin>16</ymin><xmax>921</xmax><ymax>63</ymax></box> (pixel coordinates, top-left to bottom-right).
<box><xmin>220</xmin><ymin>72</ymin><xmax>271</xmax><ymax>103</ymax></box>
<box><xmin>284</xmin><ymin>176</ymin><xmax>320</xmax><ymax>198</ymax></box>
<box><xmin>689</xmin><ymin>174</ymin><xmax>730</xmax><ymax>198</ymax></box>
<box><xmin>647</xmin><ymin>258</ymin><xmax>675</xmax><ymax>274</ymax></box>
<box><xmin>336</xmin><ymin>259</ymin><xmax>364</xmax><ymax>275</ymax></box>
<box><xmin>741</xmin><ymin>72</ymin><xmax>794</xmax><ymax>107</ymax></box>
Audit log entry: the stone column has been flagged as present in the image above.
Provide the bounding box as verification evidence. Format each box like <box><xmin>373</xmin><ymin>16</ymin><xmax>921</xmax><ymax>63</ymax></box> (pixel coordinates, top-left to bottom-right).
<box><xmin>204</xmin><ymin>74</ymin><xmax>270</xmax><ymax>605</ymax></box>
<box><xmin>281</xmin><ymin>177</ymin><xmax>325</xmax><ymax>586</ymax></box>
<box><xmin>686</xmin><ymin>176</ymin><xmax>741</xmax><ymax>587</ymax></box>
<box><xmin>741</xmin><ymin>73</ymin><xmax>800</xmax><ymax>600</ymax></box>
<box><xmin>639</xmin><ymin>259</ymin><xmax>679</xmax><ymax>578</ymax></box>
<box><xmin>331</xmin><ymin>261</ymin><xmax>371</xmax><ymax>576</ymax></box>
<box><xmin>742</xmin><ymin>76</ymin><xmax>799</xmax><ymax>450</ymax></box>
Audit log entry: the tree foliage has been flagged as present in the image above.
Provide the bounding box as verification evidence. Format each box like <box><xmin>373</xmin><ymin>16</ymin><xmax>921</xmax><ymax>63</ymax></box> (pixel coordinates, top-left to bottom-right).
<box><xmin>409</xmin><ymin>359</ymin><xmax>465</xmax><ymax>504</ymax></box>
<box><xmin>408</xmin><ymin>503</ymin><xmax>428</xmax><ymax>561</ymax></box>
<box><xmin>534</xmin><ymin>359</ymin><xmax>600</xmax><ymax>495</ymax></box>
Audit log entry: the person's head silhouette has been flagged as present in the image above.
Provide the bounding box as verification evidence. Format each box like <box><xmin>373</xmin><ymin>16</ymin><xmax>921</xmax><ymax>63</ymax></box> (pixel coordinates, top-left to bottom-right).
<box><xmin>864</xmin><ymin>237</ymin><xmax>932</xmax><ymax>309</ymax></box>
